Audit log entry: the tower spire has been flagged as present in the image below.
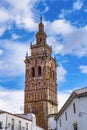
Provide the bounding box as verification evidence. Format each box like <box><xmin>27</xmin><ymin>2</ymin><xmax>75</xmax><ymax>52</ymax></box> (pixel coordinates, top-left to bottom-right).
<box><xmin>38</xmin><ymin>16</ymin><xmax>44</xmax><ymax>32</ymax></box>
<box><xmin>36</xmin><ymin>17</ymin><xmax>47</xmax><ymax>45</ymax></box>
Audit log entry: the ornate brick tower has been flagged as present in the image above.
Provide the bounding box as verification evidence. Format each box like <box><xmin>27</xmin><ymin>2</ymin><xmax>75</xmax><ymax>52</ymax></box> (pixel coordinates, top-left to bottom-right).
<box><xmin>24</xmin><ymin>17</ymin><xmax>58</xmax><ymax>130</ymax></box>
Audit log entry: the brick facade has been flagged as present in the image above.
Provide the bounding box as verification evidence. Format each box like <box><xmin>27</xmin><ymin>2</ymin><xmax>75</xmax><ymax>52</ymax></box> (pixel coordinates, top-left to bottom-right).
<box><xmin>24</xmin><ymin>17</ymin><xmax>58</xmax><ymax>130</ymax></box>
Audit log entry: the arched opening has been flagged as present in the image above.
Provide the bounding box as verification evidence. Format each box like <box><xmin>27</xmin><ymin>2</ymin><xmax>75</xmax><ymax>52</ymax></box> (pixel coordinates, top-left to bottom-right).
<box><xmin>38</xmin><ymin>66</ymin><xmax>41</xmax><ymax>76</ymax></box>
<box><xmin>31</xmin><ymin>67</ymin><xmax>35</xmax><ymax>77</ymax></box>
<box><xmin>40</xmin><ymin>38</ymin><xmax>42</xmax><ymax>43</ymax></box>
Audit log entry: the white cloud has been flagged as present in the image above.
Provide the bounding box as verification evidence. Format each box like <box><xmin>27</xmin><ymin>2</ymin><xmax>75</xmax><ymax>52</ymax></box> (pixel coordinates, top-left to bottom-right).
<box><xmin>0</xmin><ymin>0</ymin><xmax>86</xmax><ymax>59</ymax></box>
<box><xmin>0</xmin><ymin>27</ymin><xmax>6</xmax><ymax>37</ymax></box>
<box><xmin>84</xmin><ymin>6</ymin><xmax>87</xmax><ymax>12</ymax></box>
<box><xmin>0</xmin><ymin>40</ymin><xmax>30</xmax><ymax>77</ymax></box>
<box><xmin>59</xmin><ymin>9</ymin><xmax>71</xmax><ymax>19</ymax></box>
<box><xmin>44</xmin><ymin>6</ymin><xmax>49</xmax><ymax>13</ymax></box>
<box><xmin>79</xmin><ymin>65</ymin><xmax>87</xmax><ymax>74</ymax></box>
<box><xmin>58</xmin><ymin>91</ymin><xmax>71</xmax><ymax>111</ymax></box>
<box><xmin>0</xmin><ymin>24</ymin><xmax>11</xmax><ymax>37</ymax></box>
<box><xmin>46</xmin><ymin>19</ymin><xmax>87</xmax><ymax>57</ymax></box>
<box><xmin>47</xmin><ymin>36</ymin><xmax>64</xmax><ymax>55</ymax></box>
<box><xmin>57</xmin><ymin>65</ymin><xmax>67</xmax><ymax>83</ymax></box>
<box><xmin>11</xmin><ymin>34</ymin><xmax>21</xmax><ymax>39</ymax></box>
<box><xmin>73</xmin><ymin>0</ymin><xmax>83</xmax><ymax>10</ymax></box>
<box><xmin>46</xmin><ymin>19</ymin><xmax>74</xmax><ymax>35</ymax></box>
<box><xmin>62</xmin><ymin>25</ymin><xmax>87</xmax><ymax>57</ymax></box>
<box><xmin>20</xmin><ymin>17</ymin><xmax>37</xmax><ymax>31</ymax></box>
<box><xmin>0</xmin><ymin>0</ymin><xmax>39</xmax><ymax>35</ymax></box>
<box><xmin>41</xmin><ymin>0</ymin><xmax>49</xmax><ymax>13</ymax></box>
<box><xmin>0</xmin><ymin>8</ymin><xmax>12</xmax><ymax>22</ymax></box>
<box><xmin>0</xmin><ymin>86</ymin><xmax>24</xmax><ymax>113</ymax></box>
<box><xmin>0</xmin><ymin>49</ymin><xmax>3</xmax><ymax>55</ymax></box>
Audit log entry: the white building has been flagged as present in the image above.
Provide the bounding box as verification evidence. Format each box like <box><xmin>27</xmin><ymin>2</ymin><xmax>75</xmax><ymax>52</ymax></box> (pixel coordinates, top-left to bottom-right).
<box><xmin>0</xmin><ymin>110</ymin><xmax>44</xmax><ymax>130</ymax></box>
<box><xmin>55</xmin><ymin>87</ymin><xmax>87</xmax><ymax>130</ymax></box>
<box><xmin>48</xmin><ymin>114</ymin><xmax>56</xmax><ymax>130</ymax></box>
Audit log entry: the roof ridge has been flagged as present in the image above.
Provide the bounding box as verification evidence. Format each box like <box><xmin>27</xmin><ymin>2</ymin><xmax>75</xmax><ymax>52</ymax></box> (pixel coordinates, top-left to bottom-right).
<box><xmin>74</xmin><ymin>86</ymin><xmax>87</xmax><ymax>95</ymax></box>
<box><xmin>74</xmin><ymin>86</ymin><xmax>87</xmax><ymax>91</ymax></box>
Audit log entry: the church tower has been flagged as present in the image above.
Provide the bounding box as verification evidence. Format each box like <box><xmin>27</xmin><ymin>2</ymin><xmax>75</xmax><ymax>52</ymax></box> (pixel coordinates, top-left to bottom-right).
<box><xmin>24</xmin><ymin>17</ymin><xmax>58</xmax><ymax>130</ymax></box>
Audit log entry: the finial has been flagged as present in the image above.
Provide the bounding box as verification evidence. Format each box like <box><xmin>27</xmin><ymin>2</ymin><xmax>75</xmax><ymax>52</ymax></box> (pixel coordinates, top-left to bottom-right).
<box><xmin>40</xmin><ymin>16</ymin><xmax>42</xmax><ymax>23</ymax></box>
<box><xmin>26</xmin><ymin>52</ymin><xmax>28</xmax><ymax>58</ymax></box>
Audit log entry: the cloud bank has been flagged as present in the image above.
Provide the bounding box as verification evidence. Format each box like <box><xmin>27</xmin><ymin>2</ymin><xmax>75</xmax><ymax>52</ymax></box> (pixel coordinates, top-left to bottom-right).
<box><xmin>0</xmin><ymin>86</ymin><xmax>24</xmax><ymax>113</ymax></box>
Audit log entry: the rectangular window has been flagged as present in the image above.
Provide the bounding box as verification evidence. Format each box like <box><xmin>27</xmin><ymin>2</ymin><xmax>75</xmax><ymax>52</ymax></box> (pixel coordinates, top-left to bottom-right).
<box><xmin>59</xmin><ymin>119</ymin><xmax>61</xmax><ymax>127</ymax></box>
<box><xmin>21</xmin><ymin>127</ymin><xmax>25</xmax><ymax>130</ymax></box>
<box><xmin>65</xmin><ymin>112</ymin><xmax>67</xmax><ymax>121</ymax></box>
<box><xmin>0</xmin><ymin>121</ymin><xmax>2</xmax><ymax>129</ymax></box>
<box><xmin>73</xmin><ymin>123</ymin><xmax>78</xmax><ymax>130</ymax></box>
<box><xmin>73</xmin><ymin>103</ymin><xmax>76</xmax><ymax>114</ymax></box>
<box><xmin>18</xmin><ymin>121</ymin><xmax>21</xmax><ymax>130</ymax></box>
<box><xmin>11</xmin><ymin>119</ymin><xmax>14</xmax><ymax>130</ymax></box>
<box><xmin>26</xmin><ymin>123</ymin><xmax>28</xmax><ymax>130</ymax></box>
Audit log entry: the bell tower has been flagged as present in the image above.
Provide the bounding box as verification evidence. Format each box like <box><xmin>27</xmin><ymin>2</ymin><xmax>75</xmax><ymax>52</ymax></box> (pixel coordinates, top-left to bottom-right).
<box><xmin>24</xmin><ymin>17</ymin><xmax>58</xmax><ymax>130</ymax></box>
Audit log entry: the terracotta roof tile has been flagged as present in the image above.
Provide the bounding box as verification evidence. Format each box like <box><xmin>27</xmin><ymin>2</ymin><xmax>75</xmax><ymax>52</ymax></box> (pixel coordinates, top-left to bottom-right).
<box><xmin>74</xmin><ymin>87</ymin><xmax>87</xmax><ymax>95</ymax></box>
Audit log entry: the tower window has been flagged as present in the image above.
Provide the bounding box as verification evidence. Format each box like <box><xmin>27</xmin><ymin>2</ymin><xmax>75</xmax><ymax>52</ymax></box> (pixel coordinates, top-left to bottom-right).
<box><xmin>31</xmin><ymin>67</ymin><xmax>35</xmax><ymax>77</ymax></box>
<box><xmin>40</xmin><ymin>38</ymin><xmax>42</xmax><ymax>43</ymax></box>
<box><xmin>38</xmin><ymin>66</ymin><xmax>41</xmax><ymax>76</ymax></box>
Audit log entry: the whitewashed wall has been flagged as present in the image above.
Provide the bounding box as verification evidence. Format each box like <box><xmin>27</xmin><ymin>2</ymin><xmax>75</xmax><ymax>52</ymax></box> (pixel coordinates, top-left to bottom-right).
<box><xmin>78</xmin><ymin>97</ymin><xmax>87</xmax><ymax>130</ymax></box>
<box><xmin>0</xmin><ymin>113</ymin><xmax>44</xmax><ymax>130</ymax></box>
<box><xmin>48</xmin><ymin>116</ymin><xmax>56</xmax><ymax>130</ymax></box>
<box><xmin>0</xmin><ymin>113</ymin><xmax>32</xmax><ymax>130</ymax></box>
<box><xmin>56</xmin><ymin>97</ymin><xmax>87</xmax><ymax>130</ymax></box>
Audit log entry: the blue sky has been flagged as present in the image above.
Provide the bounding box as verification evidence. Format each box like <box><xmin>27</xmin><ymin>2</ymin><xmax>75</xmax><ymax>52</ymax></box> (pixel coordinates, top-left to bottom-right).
<box><xmin>0</xmin><ymin>0</ymin><xmax>87</xmax><ymax>113</ymax></box>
